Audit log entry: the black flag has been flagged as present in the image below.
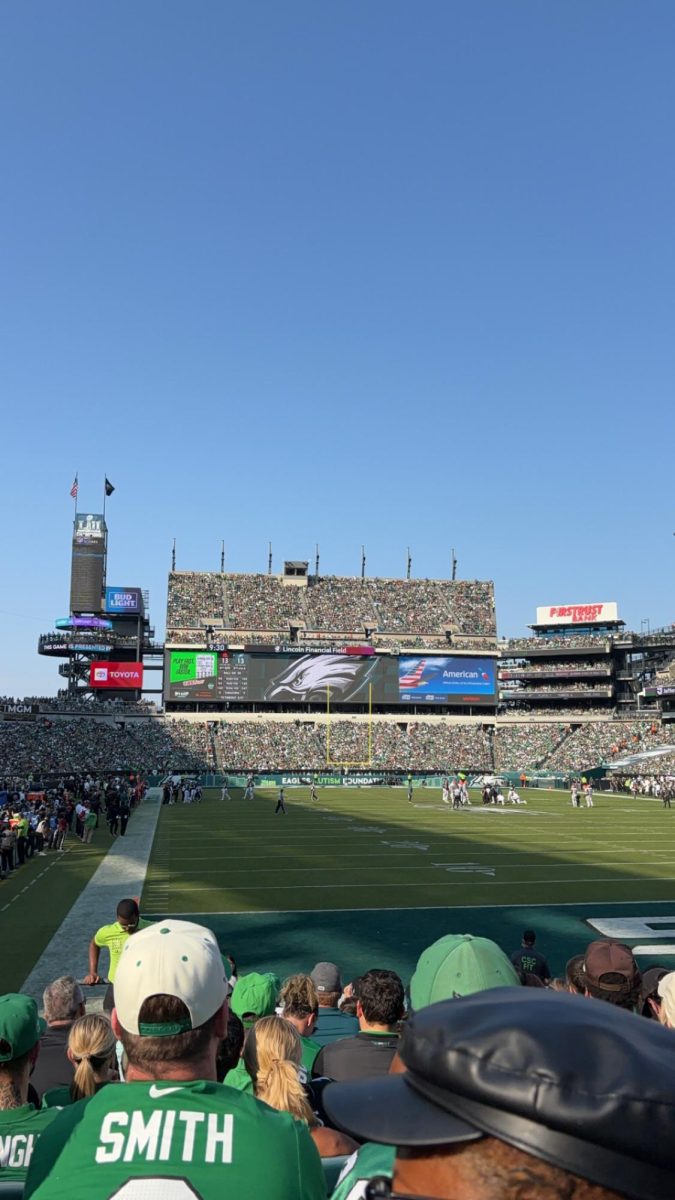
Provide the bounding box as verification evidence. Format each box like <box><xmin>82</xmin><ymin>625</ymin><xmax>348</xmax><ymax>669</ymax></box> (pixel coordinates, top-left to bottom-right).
<box><xmin>105</xmin><ymin>478</ymin><xmax>115</xmax><ymax>497</ymax></box>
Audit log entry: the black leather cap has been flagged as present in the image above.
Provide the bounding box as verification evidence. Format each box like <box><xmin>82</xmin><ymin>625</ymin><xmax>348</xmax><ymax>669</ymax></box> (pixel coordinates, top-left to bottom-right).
<box><xmin>323</xmin><ymin>988</ymin><xmax>675</xmax><ymax>1200</ymax></box>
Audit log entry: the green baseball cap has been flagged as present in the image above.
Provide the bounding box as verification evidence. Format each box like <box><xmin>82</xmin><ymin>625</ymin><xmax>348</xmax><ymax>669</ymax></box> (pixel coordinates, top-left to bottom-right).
<box><xmin>230</xmin><ymin>972</ymin><xmax>279</xmax><ymax>1027</ymax></box>
<box><xmin>0</xmin><ymin>994</ymin><xmax>46</xmax><ymax>1061</ymax></box>
<box><xmin>410</xmin><ymin>934</ymin><xmax>520</xmax><ymax>1009</ymax></box>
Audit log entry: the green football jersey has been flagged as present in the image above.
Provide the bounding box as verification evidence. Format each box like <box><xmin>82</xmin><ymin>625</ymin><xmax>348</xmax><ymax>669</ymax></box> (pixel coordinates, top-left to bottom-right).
<box><xmin>330</xmin><ymin>1142</ymin><xmax>396</xmax><ymax>1200</ymax></box>
<box><xmin>299</xmin><ymin>1035</ymin><xmax>321</xmax><ymax>1073</ymax></box>
<box><xmin>0</xmin><ymin>1103</ymin><xmax>59</xmax><ymax>1181</ymax></box>
<box><xmin>222</xmin><ymin>1058</ymin><xmax>253</xmax><ymax>1093</ymax></box>
<box><xmin>24</xmin><ymin>1079</ymin><xmax>324</xmax><ymax>1200</ymax></box>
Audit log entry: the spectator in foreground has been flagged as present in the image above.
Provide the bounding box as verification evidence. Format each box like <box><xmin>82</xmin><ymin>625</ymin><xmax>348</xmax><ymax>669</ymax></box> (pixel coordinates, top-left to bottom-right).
<box><xmin>314</xmin><ymin>969</ymin><xmax>404</xmax><ymax>1081</ymax></box>
<box><xmin>224</xmin><ymin>971</ymin><xmax>280</xmax><ymax>1091</ymax></box>
<box><xmin>216</xmin><ymin>1011</ymin><xmax>245</xmax><ymax>1081</ymax></box>
<box><xmin>243</xmin><ymin>1015</ymin><xmax>357</xmax><ymax>1158</ymax></box>
<box><xmin>278</xmin><ymin>975</ymin><xmax>322</xmax><ymax>1071</ymax></box>
<box><xmin>639</xmin><ymin>966</ymin><xmax>670</xmax><ymax>1020</ymax></box>
<box><xmin>657</xmin><ymin>972</ymin><xmax>675</xmax><ymax>1028</ymax></box>
<box><xmin>509</xmin><ymin>929</ymin><xmax>551</xmax><ymax>983</ymax></box>
<box><xmin>41</xmin><ymin>1014</ymin><xmax>118</xmax><ymax>1107</ymax></box>
<box><xmin>323</xmin><ymin>987</ymin><xmax>675</xmax><ymax>1200</ymax></box>
<box><xmin>30</xmin><ymin>976</ymin><xmax>86</xmax><ymax>1098</ymax></box>
<box><xmin>0</xmin><ymin>994</ymin><xmax>58</xmax><ymax>1181</ymax></box>
<box><xmin>309</xmin><ymin>961</ymin><xmax>359</xmax><ymax>1046</ymax></box>
<box><xmin>566</xmin><ymin>940</ymin><xmax>641</xmax><ymax>1011</ymax></box>
<box><xmin>409</xmin><ymin>933</ymin><xmax>520</xmax><ymax>1009</ymax></box>
<box><xmin>24</xmin><ymin>919</ymin><xmax>324</xmax><ymax>1200</ymax></box>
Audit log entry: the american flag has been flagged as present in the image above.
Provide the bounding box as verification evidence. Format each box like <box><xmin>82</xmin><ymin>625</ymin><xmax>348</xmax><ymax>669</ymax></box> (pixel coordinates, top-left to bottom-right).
<box><xmin>70</xmin><ymin>475</ymin><xmax>78</xmax><ymax>500</ymax></box>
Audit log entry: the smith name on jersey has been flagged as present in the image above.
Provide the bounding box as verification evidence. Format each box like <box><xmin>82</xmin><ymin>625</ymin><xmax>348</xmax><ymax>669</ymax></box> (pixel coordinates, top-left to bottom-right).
<box><xmin>24</xmin><ymin>1080</ymin><xmax>324</xmax><ymax>1200</ymax></box>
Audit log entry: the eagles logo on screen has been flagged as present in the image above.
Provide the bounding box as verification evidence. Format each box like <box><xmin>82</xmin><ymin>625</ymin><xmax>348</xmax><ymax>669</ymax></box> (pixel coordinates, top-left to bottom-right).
<box><xmin>263</xmin><ymin>654</ymin><xmax>379</xmax><ymax>702</ymax></box>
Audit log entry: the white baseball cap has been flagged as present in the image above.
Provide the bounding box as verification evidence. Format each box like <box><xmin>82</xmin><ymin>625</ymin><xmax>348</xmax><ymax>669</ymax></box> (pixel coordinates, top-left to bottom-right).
<box><xmin>114</xmin><ymin>919</ymin><xmax>228</xmax><ymax>1036</ymax></box>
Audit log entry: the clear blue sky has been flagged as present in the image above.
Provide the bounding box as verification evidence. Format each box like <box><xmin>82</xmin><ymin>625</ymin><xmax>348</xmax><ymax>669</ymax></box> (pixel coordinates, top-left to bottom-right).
<box><xmin>1</xmin><ymin>1</ymin><xmax>673</xmax><ymax>696</ymax></box>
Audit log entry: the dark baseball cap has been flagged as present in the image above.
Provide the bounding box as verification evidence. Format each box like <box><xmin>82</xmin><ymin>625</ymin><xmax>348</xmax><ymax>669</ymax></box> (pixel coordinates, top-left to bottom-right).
<box><xmin>576</xmin><ymin>939</ymin><xmax>640</xmax><ymax>993</ymax></box>
<box><xmin>640</xmin><ymin>966</ymin><xmax>670</xmax><ymax>1005</ymax></box>
<box><xmin>323</xmin><ymin>988</ymin><xmax>675</xmax><ymax>1200</ymax></box>
<box><xmin>310</xmin><ymin>962</ymin><xmax>342</xmax><ymax>993</ymax></box>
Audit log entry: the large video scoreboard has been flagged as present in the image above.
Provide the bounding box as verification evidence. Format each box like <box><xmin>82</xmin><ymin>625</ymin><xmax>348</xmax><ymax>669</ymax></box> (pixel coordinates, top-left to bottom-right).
<box><xmin>164</xmin><ymin>650</ymin><xmax>497</xmax><ymax>706</ymax></box>
<box><xmin>69</xmin><ymin>513</ymin><xmax>107</xmax><ymax>613</ymax></box>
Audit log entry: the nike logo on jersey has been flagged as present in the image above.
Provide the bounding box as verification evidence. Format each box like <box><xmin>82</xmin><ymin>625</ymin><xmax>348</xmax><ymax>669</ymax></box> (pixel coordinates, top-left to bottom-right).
<box><xmin>148</xmin><ymin>1084</ymin><xmax>185</xmax><ymax>1098</ymax></box>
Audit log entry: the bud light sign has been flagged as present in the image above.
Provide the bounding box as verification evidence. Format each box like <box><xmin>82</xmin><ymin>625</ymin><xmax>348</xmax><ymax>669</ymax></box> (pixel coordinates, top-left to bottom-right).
<box><xmin>105</xmin><ymin>587</ymin><xmax>143</xmax><ymax>615</ymax></box>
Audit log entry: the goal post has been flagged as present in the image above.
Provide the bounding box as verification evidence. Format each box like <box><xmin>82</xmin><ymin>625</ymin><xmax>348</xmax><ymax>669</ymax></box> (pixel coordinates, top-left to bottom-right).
<box><xmin>325</xmin><ymin>682</ymin><xmax>373</xmax><ymax>767</ymax></box>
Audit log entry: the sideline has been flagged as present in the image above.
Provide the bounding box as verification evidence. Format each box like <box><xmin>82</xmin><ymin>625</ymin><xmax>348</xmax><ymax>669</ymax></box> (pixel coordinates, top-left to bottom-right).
<box><xmin>21</xmin><ymin>789</ymin><xmax>162</xmax><ymax>1008</ymax></box>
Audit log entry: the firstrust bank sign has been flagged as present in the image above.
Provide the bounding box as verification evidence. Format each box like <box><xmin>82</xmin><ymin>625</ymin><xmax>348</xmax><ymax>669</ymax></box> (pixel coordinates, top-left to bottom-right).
<box><xmin>535</xmin><ymin>602</ymin><xmax>619</xmax><ymax>626</ymax></box>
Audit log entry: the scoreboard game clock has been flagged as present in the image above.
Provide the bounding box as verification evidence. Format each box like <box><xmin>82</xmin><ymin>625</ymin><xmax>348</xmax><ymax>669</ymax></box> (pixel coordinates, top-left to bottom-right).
<box><xmin>164</xmin><ymin>649</ymin><xmax>498</xmax><ymax>706</ymax></box>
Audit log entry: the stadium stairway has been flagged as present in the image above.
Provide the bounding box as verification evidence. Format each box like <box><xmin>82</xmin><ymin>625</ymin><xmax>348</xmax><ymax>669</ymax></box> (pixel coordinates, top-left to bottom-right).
<box><xmin>20</xmin><ymin>788</ymin><xmax>163</xmax><ymax>1010</ymax></box>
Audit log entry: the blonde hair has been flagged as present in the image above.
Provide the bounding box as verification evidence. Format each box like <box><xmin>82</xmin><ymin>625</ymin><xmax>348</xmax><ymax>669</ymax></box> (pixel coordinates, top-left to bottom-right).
<box><xmin>279</xmin><ymin>974</ymin><xmax>319</xmax><ymax>1019</ymax></box>
<box><xmin>68</xmin><ymin>1014</ymin><xmax>116</xmax><ymax>1100</ymax></box>
<box><xmin>243</xmin><ymin>1015</ymin><xmax>315</xmax><ymax>1125</ymax></box>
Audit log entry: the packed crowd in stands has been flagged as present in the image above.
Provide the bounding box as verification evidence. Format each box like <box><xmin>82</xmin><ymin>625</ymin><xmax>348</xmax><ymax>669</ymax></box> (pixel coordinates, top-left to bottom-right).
<box><xmin>212</xmin><ymin>719</ymin><xmax>494</xmax><ymax>772</ymax></box>
<box><xmin>0</xmin><ymin>718</ymin><xmax>213</xmax><ymax>777</ymax></box>
<box><xmin>2</xmin><ymin>708</ymin><xmax>675</xmax><ymax>777</ymax></box>
<box><xmin>166</xmin><ymin>571</ymin><xmax>497</xmax><ymax>643</ymax></box>
<box><xmin>502</xmin><ymin>682</ymin><xmax>613</xmax><ymax>694</ymax></box>
<box><xmin>0</xmin><ymin>695</ymin><xmax>157</xmax><ymax>716</ymax></box>
<box><xmin>500</xmin><ymin>662</ymin><xmax>611</xmax><ymax>675</ymax></box>
<box><xmin>4</xmin><ymin>907</ymin><xmax>675</xmax><ymax>1197</ymax></box>
<box><xmin>548</xmin><ymin>720</ymin><xmax>675</xmax><ymax>774</ymax></box>
<box><xmin>493</xmin><ymin>723</ymin><xmax>572</xmax><ymax>771</ymax></box>
<box><xmin>226</xmin><ymin>574</ymin><xmax>303</xmax><ymax>630</ymax></box>
<box><xmin>304</xmin><ymin>577</ymin><xmax>377</xmax><ymax>631</ymax></box>
<box><xmin>497</xmin><ymin>700</ymin><xmax>612</xmax><ymax>710</ymax></box>
<box><xmin>503</xmin><ymin>636</ymin><xmax>612</xmax><ymax>653</ymax></box>
<box><xmin>166</xmin><ymin>571</ymin><xmax>225</xmax><ymax>629</ymax></box>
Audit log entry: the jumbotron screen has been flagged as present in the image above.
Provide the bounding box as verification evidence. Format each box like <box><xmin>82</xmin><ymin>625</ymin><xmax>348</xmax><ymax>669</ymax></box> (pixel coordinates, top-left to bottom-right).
<box><xmin>164</xmin><ymin>650</ymin><xmax>496</xmax><ymax>706</ymax></box>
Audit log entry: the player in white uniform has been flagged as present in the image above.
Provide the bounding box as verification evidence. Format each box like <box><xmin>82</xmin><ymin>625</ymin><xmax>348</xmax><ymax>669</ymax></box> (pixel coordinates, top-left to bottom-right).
<box><xmin>441</xmin><ymin>779</ymin><xmax>450</xmax><ymax>805</ymax></box>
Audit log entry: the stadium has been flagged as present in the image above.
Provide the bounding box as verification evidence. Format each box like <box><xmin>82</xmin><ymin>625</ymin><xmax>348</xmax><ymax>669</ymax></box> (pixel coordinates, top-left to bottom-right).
<box><xmin>2</xmin><ymin>504</ymin><xmax>675</xmax><ymax>1195</ymax></box>
<box><xmin>2</xmin><ymin>509</ymin><xmax>675</xmax><ymax>963</ymax></box>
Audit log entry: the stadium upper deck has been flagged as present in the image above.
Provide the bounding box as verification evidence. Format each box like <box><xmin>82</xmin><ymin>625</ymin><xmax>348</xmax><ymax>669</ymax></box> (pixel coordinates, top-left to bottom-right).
<box><xmin>166</xmin><ymin>571</ymin><xmax>497</xmax><ymax>647</ymax></box>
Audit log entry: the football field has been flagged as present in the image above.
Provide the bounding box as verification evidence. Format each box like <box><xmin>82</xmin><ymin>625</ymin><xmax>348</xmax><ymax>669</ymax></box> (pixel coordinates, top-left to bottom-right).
<box><xmin>142</xmin><ymin>785</ymin><xmax>675</xmax><ymax>984</ymax></box>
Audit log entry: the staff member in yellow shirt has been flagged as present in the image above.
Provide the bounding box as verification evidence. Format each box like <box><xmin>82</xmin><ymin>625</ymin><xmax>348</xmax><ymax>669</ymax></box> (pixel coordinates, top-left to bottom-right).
<box><xmin>83</xmin><ymin>898</ymin><xmax>150</xmax><ymax>1012</ymax></box>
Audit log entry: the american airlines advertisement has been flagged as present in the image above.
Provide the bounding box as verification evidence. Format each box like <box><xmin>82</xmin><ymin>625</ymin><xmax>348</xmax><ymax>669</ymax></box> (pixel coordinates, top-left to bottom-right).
<box><xmin>398</xmin><ymin>656</ymin><xmax>496</xmax><ymax>702</ymax></box>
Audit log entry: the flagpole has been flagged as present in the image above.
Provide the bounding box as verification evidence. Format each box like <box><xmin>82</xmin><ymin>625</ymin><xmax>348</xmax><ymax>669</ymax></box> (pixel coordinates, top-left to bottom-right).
<box><xmin>73</xmin><ymin>473</ymin><xmax>78</xmax><ymax>528</ymax></box>
<box><xmin>103</xmin><ymin>474</ymin><xmax>106</xmax><ymax>520</ymax></box>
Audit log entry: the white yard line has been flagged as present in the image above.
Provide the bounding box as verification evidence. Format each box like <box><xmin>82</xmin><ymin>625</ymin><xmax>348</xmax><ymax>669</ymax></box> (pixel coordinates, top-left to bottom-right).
<box><xmin>147</xmin><ymin>899</ymin><xmax>675</xmax><ymax>917</ymax></box>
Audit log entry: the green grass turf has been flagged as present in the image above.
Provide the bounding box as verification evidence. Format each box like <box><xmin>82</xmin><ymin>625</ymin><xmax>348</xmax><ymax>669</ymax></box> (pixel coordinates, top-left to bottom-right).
<box><xmin>142</xmin><ymin>786</ymin><xmax>675</xmax><ymax>982</ymax></box>
<box><xmin>0</xmin><ymin>829</ymin><xmax>118</xmax><ymax>991</ymax></box>
<box><xmin>144</xmin><ymin>785</ymin><xmax>675</xmax><ymax>914</ymax></box>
